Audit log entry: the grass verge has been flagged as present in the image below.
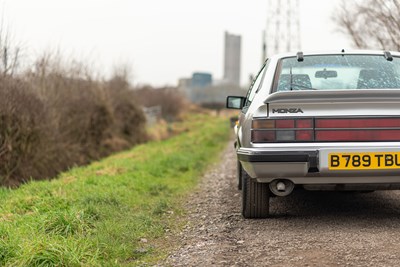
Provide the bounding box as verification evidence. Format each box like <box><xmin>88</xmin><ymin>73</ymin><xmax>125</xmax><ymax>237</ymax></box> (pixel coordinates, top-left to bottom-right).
<box><xmin>0</xmin><ymin>113</ymin><xmax>230</xmax><ymax>266</ymax></box>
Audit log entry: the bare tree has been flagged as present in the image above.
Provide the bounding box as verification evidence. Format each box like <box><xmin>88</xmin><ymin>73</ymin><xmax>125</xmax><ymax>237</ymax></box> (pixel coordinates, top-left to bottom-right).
<box><xmin>0</xmin><ymin>18</ymin><xmax>22</xmax><ymax>76</ymax></box>
<box><xmin>335</xmin><ymin>0</ymin><xmax>400</xmax><ymax>50</ymax></box>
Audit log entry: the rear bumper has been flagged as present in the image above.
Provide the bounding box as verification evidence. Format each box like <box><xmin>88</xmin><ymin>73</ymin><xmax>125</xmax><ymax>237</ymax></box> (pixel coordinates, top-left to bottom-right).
<box><xmin>237</xmin><ymin>150</ymin><xmax>318</xmax><ymax>165</ymax></box>
<box><xmin>237</xmin><ymin>147</ymin><xmax>400</xmax><ymax>185</ymax></box>
<box><xmin>238</xmin><ymin>149</ymin><xmax>316</xmax><ymax>181</ymax></box>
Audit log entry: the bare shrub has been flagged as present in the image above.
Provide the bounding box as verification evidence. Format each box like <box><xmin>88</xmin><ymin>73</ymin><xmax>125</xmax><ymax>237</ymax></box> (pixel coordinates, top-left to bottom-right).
<box><xmin>105</xmin><ymin>74</ymin><xmax>147</xmax><ymax>150</ymax></box>
<box><xmin>0</xmin><ymin>54</ymin><xmax>147</xmax><ymax>186</ymax></box>
<box><xmin>134</xmin><ymin>86</ymin><xmax>188</xmax><ymax>122</ymax></box>
<box><xmin>0</xmin><ymin>77</ymin><xmax>47</xmax><ymax>184</ymax></box>
<box><xmin>27</xmin><ymin>57</ymin><xmax>112</xmax><ymax>164</ymax></box>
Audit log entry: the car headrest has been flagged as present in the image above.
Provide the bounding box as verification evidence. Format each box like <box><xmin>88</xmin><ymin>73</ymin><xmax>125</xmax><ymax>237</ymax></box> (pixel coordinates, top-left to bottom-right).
<box><xmin>278</xmin><ymin>74</ymin><xmax>312</xmax><ymax>91</ymax></box>
<box><xmin>357</xmin><ymin>69</ymin><xmax>398</xmax><ymax>89</ymax></box>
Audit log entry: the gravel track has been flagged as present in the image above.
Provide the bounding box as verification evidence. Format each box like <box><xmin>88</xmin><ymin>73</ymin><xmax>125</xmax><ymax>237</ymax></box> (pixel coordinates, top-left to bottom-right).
<box><xmin>163</xmin><ymin>143</ymin><xmax>400</xmax><ymax>266</ymax></box>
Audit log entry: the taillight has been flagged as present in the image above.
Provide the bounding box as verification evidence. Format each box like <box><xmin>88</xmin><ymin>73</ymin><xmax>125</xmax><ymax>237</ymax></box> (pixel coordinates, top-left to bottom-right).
<box><xmin>276</xmin><ymin>119</ymin><xmax>294</xmax><ymax>128</ymax></box>
<box><xmin>315</xmin><ymin>118</ymin><xmax>400</xmax><ymax>128</ymax></box>
<box><xmin>315</xmin><ymin>130</ymin><xmax>400</xmax><ymax>141</ymax></box>
<box><xmin>315</xmin><ymin>118</ymin><xmax>400</xmax><ymax>141</ymax></box>
<box><xmin>252</xmin><ymin>117</ymin><xmax>400</xmax><ymax>143</ymax></box>
<box><xmin>296</xmin><ymin>130</ymin><xmax>313</xmax><ymax>141</ymax></box>
<box><xmin>252</xmin><ymin>118</ymin><xmax>314</xmax><ymax>143</ymax></box>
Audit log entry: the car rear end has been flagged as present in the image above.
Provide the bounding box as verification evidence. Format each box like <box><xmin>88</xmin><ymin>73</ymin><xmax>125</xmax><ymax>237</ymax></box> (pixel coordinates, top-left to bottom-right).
<box><xmin>240</xmin><ymin>89</ymin><xmax>400</xmax><ymax>191</ymax></box>
<box><xmin>231</xmin><ymin>51</ymin><xmax>400</xmax><ymax>218</ymax></box>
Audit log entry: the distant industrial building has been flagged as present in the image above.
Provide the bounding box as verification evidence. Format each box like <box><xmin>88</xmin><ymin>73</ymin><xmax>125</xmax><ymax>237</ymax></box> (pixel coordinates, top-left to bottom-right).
<box><xmin>178</xmin><ymin>71</ymin><xmax>245</xmax><ymax>105</ymax></box>
<box><xmin>223</xmin><ymin>31</ymin><xmax>241</xmax><ymax>86</ymax></box>
<box><xmin>191</xmin><ymin>72</ymin><xmax>212</xmax><ymax>88</ymax></box>
<box><xmin>177</xmin><ymin>78</ymin><xmax>192</xmax><ymax>89</ymax></box>
<box><xmin>177</xmin><ymin>32</ymin><xmax>245</xmax><ymax>105</ymax></box>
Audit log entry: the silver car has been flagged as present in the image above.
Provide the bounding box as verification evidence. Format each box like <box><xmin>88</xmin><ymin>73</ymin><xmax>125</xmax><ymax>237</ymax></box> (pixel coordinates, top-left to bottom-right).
<box><xmin>227</xmin><ymin>50</ymin><xmax>400</xmax><ymax>218</ymax></box>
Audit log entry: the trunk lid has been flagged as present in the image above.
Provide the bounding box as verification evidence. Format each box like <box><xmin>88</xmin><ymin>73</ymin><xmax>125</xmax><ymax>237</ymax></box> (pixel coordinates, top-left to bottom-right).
<box><xmin>260</xmin><ymin>89</ymin><xmax>400</xmax><ymax>118</ymax></box>
<box><xmin>251</xmin><ymin>89</ymin><xmax>400</xmax><ymax>143</ymax></box>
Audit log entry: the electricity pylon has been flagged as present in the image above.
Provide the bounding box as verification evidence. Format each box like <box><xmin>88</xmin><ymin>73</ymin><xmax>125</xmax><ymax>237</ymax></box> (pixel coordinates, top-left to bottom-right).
<box><xmin>262</xmin><ymin>0</ymin><xmax>301</xmax><ymax>62</ymax></box>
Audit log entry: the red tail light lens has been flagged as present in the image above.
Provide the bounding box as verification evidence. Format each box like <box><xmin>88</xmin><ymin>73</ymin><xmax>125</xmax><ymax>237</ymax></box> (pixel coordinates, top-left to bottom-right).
<box><xmin>316</xmin><ymin>130</ymin><xmax>400</xmax><ymax>141</ymax></box>
<box><xmin>296</xmin><ymin>119</ymin><xmax>313</xmax><ymax>128</ymax></box>
<box><xmin>316</xmin><ymin>118</ymin><xmax>400</xmax><ymax>128</ymax></box>
<box><xmin>252</xmin><ymin>117</ymin><xmax>400</xmax><ymax>143</ymax></box>
<box><xmin>276</xmin><ymin>120</ymin><xmax>295</xmax><ymax>128</ymax></box>
<box><xmin>296</xmin><ymin>130</ymin><xmax>313</xmax><ymax>141</ymax></box>
<box><xmin>315</xmin><ymin>118</ymin><xmax>400</xmax><ymax>141</ymax></box>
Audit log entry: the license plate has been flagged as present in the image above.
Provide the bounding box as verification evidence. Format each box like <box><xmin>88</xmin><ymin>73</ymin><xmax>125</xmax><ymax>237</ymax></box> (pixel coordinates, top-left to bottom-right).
<box><xmin>328</xmin><ymin>152</ymin><xmax>400</xmax><ymax>170</ymax></box>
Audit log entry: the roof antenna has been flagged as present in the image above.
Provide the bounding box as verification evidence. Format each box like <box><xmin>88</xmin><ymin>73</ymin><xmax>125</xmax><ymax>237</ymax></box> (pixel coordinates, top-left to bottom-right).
<box><xmin>341</xmin><ymin>49</ymin><xmax>345</xmax><ymax>53</ymax></box>
<box><xmin>384</xmin><ymin>51</ymin><xmax>393</xmax><ymax>61</ymax></box>
<box><xmin>296</xmin><ymin>51</ymin><xmax>304</xmax><ymax>62</ymax></box>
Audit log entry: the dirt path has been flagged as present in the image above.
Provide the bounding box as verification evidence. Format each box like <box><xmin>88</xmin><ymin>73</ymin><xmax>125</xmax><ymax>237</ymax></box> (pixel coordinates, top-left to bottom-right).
<box><xmin>163</xmin><ymin>143</ymin><xmax>400</xmax><ymax>266</ymax></box>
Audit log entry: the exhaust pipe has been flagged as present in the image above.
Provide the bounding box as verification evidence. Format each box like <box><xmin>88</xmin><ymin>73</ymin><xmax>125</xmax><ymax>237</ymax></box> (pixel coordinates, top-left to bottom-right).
<box><xmin>269</xmin><ymin>179</ymin><xmax>295</xmax><ymax>197</ymax></box>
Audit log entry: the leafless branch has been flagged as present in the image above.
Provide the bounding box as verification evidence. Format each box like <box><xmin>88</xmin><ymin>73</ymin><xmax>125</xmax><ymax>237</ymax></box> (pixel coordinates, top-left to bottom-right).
<box><xmin>335</xmin><ymin>0</ymin><xmax>400</xmax><ymax>50</ymax></box>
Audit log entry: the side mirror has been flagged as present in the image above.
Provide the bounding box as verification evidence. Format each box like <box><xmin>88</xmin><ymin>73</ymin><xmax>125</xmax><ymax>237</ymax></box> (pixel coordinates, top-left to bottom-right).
<box><xmin>226</xmin><ymin>96</ymin><xmax>246</xmax><ymax>109</ymax></box>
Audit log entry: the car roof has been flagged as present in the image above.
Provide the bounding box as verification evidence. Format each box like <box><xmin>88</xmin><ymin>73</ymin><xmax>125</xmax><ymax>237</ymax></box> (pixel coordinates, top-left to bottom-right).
<box><xmin>269</xmin><ymin>50</ymin><xmax>400</xmax><ymax>60</ymax></box>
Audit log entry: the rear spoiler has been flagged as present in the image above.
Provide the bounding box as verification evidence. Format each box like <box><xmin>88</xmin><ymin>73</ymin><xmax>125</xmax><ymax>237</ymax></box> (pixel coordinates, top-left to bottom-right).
<box><xmin>264</xmin><ymin>89</ymin><xmax>400</xmax><ymax>104</ymax></box>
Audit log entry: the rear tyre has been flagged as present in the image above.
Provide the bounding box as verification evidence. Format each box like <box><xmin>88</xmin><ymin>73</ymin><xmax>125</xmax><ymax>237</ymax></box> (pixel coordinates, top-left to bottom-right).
<box><xmin>242</xmin><ymin>169</ymin><xmax>270</xmax><ymax>218</ymax></box>
<box><xmin>237</xmin><ymin>160</ymin><xmax>243</xmax><ymax>190</ymax></box>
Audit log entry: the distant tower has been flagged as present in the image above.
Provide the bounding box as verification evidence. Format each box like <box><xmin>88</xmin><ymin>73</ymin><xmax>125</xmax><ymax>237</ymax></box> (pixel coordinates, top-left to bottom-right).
<box><xmin>262</xmin><ymin>0</ymin><xmax>301</xmax><ymax>61</ymax></box>
<box><xmin>224</xmin><ymin>31</ymin><xmax>241</xmax><ymax>86</ymax></box>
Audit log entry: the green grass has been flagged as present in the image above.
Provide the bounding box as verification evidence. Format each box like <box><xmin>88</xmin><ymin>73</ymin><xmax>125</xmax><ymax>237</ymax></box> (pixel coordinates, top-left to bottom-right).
<box><xmin>0</xmin><ymin>113</ymin><xmax>230</xmax><ymax>266</ymax></box>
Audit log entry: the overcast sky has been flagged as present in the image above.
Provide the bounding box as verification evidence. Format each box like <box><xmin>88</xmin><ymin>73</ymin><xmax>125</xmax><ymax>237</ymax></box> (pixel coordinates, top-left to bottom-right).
<box><xmin>3</xmin><ymin>0</ymin><xmax>352</xmax><ymax>86</ymax></box>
